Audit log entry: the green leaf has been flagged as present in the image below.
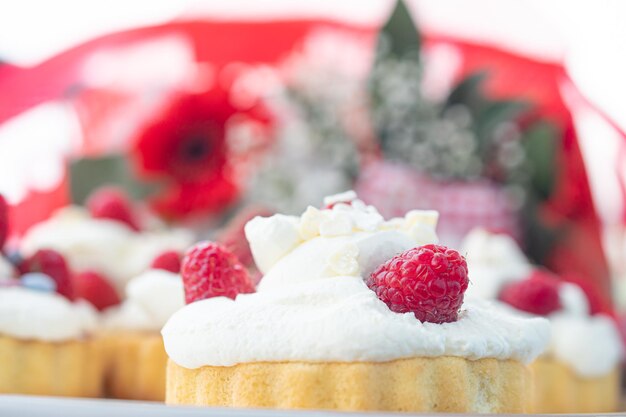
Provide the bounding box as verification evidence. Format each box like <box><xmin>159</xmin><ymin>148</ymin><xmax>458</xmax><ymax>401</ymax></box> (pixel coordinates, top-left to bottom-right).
<box><xmin>522</xmin><ymin>121</ymin><xmax>558</xmax><ymax>200</ymax></box>
<box><xmin>375</xmin><ymin>0</ymin><xmax>421</xmax><ymax>60</ymax></box>
<box><xmin>475</xmin><ymin>100</ymin><xmax>528</xmax><ymax>140</ymax></box>
<box><xmin>69</xmin><ymin>155</ymin><xmax>160</xmax><ymax>205</ymax></box>
<box><xmin>443</xmin><ymin>72</ymin><xmax>488</xmax><ymax>112</ymax></box>
<box><xmin>520</xmin><ymin>196</ymin><xmax>565</xmax><ymax>265</ymax></box>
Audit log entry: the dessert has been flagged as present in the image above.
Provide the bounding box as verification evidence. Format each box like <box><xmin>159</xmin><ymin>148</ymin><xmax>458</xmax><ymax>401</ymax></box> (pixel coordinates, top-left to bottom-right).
<box><xmin>463</xmin><ymin>228</ymin><xmax>623</xmax><ymax>413</ymax></box>
<box><xmin>20</xmin><ymin>202</ymin><xmax>192</xmax><ymax>293</ymax></box>
<box><xmin>101</xmin><ymin>266</ymin><xmax>185</xmax><ymax>401</ymax></box>
<box><xmin>0</xmin><ymin>251</ymin><xmax>103</xmax><ymax>397</ymax></box>
<box><xmin>162</xmin><ymin>192</ymin><xmax>550</xmax><ymax>413</ymax></box>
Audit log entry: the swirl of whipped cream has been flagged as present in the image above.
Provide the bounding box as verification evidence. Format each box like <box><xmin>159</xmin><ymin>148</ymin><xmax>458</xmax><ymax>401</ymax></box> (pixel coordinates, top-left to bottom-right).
<box><xmin>0</xmin><ymin>287</ymin><xmax>98</xmax><ymax>341</ymax></box>
<box><xmin>163</xmin><ymin>193</ymin><xmax>550</xmax><ymax>368</ymax></box>
<box><xmin>20</xmin><ymin>206</ymin><xmax>193</xmax><ymax>291</ymax></box>
<box><xmin>103</xmin><ymin>269</ymin><xmax>184</xmax><ymax>332</ymax></box>
<box><xmin>461</xmin><ymin>228</ymin><xmax>531</xmax><ymax>300</ymax></box>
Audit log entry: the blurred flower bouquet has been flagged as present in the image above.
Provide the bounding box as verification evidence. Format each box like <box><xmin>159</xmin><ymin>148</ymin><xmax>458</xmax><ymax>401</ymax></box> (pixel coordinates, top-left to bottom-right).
<box><xmin>248</xmin><ymin>2</ymin><xmax>559</xmax><ymax>252</ymax></box>
<box><xmin>0</xmin><ymin>1</ymin><xmax>611</xmax><ymax>299</ymax></box>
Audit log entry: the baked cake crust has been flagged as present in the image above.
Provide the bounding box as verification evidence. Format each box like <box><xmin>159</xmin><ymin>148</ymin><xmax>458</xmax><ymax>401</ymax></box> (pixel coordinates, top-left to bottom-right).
<box><xmin>531</xmin><ymin>356</ymin><xmax>620</xmax><ymax>413</ymax></box>
<box><xmin>0</xmin><ymin>334</ymin><xmax>103</xmax><ymax>397</ymax></box>
<box><xmin>102</xmin><ymin>331</ymin><xmax>167</xmax><ymax>401</ymax></box>
<box><xmin>166</xmin><ymin>356</ymin><xmax>529</xmax><ymax>413</ymax></box>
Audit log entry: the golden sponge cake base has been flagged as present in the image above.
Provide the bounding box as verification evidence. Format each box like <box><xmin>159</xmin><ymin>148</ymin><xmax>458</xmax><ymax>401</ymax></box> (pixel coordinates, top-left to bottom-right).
<box><xmin>167</xmin><ymin>356</ymin><xmax>529</xmax><ymax>413</ymax></box>
<box><xmin>102</xmin><ymin>331</ymin><xmax>167</xmax><ymax>401</ymax></box>
<box><xmin>0</xmin><ymin>334</ymin><xmax>103</xmax><ymax>397</ymax></box>
<box><xmin>531</xmin><ymin>356</ymin><xmax>620</xmax><ymax>413</ymax></box>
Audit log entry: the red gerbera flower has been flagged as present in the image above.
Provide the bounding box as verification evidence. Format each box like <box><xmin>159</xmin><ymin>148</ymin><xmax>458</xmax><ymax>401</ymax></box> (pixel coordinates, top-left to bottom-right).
<box><xmin>132</xmin><ymin>85</ymin><xmax>272</xmax><ymax>219</ymax></box>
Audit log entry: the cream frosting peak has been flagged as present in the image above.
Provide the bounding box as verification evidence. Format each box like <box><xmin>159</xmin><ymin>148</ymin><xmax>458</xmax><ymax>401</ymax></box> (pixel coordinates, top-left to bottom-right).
<box><xmin>462</xmin><ymin>228</ymin><xmax>531</xmax><ymax>300</ymax></box>
<box><xmin>103</xmin><ymin>269</ymin><xmax>184</xmax><ymax>332</ymax></box>
<box><xmin>247</xmin><ymin>193</ymin><xmax>436</xmax><ymax>281</ymax></box>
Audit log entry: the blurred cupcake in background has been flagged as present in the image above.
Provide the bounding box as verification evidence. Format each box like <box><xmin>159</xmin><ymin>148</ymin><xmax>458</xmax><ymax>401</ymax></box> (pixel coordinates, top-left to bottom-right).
<box><xmin>462</xmin><ymin>228</ymin><xmax>623</xmax><ymax>413</ymax></box>
<box><xmin>100</xmin><ymin>251</ymin><xmax>184</xmax><ymax>401</ymax></box>
<box><xmin>0</xmin><ymin>194</ymin><xmax>103</xmax><ymax>396</ymax></box>
<box><xmin>20</xmin><ymin>187</ymin><xmax>193</xmax><ymax>295</ymax></box>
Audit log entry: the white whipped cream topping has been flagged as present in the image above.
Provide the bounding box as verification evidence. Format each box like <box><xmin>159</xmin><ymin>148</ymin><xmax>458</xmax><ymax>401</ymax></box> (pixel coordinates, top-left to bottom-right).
<box><xmin>163</xmin><ymin>277</ymin><xmax>549</xmax><ymax>368</ymax></box>
<box><xmin>549</xmin><ymin>313</ymin><xmax>623</xmax><ymax>377</ymax></box>
<box><xmin>0</xmin><ymin>287</ymin><xmax>98</xmax><ymax>341</ymax></box>
<box><xmin>164</xmin><ymin>192</ymin><xmax>550</xmax><ymax>368</ymax></box>
<box><xmin>245</xmin><ymin>214</ymin><xmax>301</xmax><ymax>274</ymax></box>
<box><xmin>461</xmin><ymin>228</ymin><xmax>531</xmax><ymax>300</ymax></box>
<box><xmin>551</xmin><ymin>283</ymin><xmax>623</xmax><ymax>377</ymax></box>
<box><xmin>103</xmin><ymin>269</ymin><xmax>184</xmax><ymax>332</ymax></box>
<box><xmin>463</xmin><ymin>229</ymin><xmax>623</xmax><ymax>377</ymax></box>
<box><xmin>558</xmin><ymin>283</ymin><xmax>590</xmax><ymax>316</ymax></box>
<box><xmin>20</xmin><ymin>206</ymin><xmax>193</xmax><ymax>291</ymax></box>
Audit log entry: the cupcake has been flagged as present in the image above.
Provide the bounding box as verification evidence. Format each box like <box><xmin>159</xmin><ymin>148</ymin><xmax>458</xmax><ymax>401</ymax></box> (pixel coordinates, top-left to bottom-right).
<box><xmin>101</xmin><ymin>267</ymin><xmax>184</xmax><ymax>401</ymax></box>
<box><xmin>0</xmin><ymin>255</ymin><xmax>103</xmax><ymax>397</ymax></box>
<box><xmin>162</xmin><ymin>192</ymin><xmax>550</xmax><ymax>413</ymax></box>
<box><xmin>463</xmin><ymin>228</ymin><xmax>623</xmax><ymax>413</ymax></box>
<box><xmin>20</xmin><ymin>189</ymin><xmax>192</xmax><ymax>294</ymax></box>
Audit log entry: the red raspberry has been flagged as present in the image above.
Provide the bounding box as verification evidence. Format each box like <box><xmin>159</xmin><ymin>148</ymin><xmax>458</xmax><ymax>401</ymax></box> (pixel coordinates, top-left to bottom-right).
<box><xmin>151</xmin><ymin>251</ymin><xmax>182</xmax><ymax>273</ymax></box>
<box><xmin>181</xmin><ymin>241</ymin><xmax>255</xmax><ymax>304</ymax></box>
<box><xmin>499</xmin><ymin>269</ymin><xmax>562</xmax><ymax>316</ymax></box>
<box><xmin>86</xmin><ymin>187</ymin><xmax>140</xmax><ymax>231</ymax></box>
<box><xmin>73</xmin><ymin>270</ymin><xmax>120</xmax><ymax>311</ymax></box>
<box><xmin>21</xmin><ymin>249</ymin><xmax>74</xmax><ymax>300</ymax></box>
<box><xmin>367</xmin><ymin>244</ymin><xmax>469</xmax><ymax>324</ymax></box>
<box><xmin>0</xmin><ymin>194</ymin><xmax>8</xmax><ymax>250</ymax></box>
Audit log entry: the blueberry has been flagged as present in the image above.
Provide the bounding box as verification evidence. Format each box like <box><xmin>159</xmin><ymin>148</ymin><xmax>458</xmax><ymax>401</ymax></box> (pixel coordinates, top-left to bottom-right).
<box><xmin>21</xmin><ymin>272</ymin><xmax>57</xmax><ymax>292</ymax></box>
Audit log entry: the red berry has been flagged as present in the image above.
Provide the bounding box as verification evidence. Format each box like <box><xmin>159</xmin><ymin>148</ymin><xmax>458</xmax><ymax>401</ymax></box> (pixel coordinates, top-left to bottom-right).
<box><xmin>181</xmin><ymin>241</ymin><xmax>255</xmax><ymax>304</ymax></box>
<box><xmin>73</xmin><ymin>270</ymin><xmax>120</xmax><ymax>311</ymax></box>
<box><xmin>86</xmin><ymin>187</ymin><xmax>140</xmax><ymax>231</ymax></box>
<box><xmin>0</xmin><ymin>194</ymin><xmax>8</xmax><ymax>250</ymax></box>
<box><xmin>21</xmin><ymin>249</ymin><xmax>74</xmax><ymax>300</ymax></box>
<box><xmin>366</xmin><ymin>244</ymin><xmax>469</xmax><ymax>324</ymax></box>
<box><xmin>151</xmin><ymin>251</ymin><xmax>182</xmax><ymax>273</ymax></box>
<box><xmin>499</xmin><ymin>269</ymin><xmax>562</xmax><ymax>316</ymax></box>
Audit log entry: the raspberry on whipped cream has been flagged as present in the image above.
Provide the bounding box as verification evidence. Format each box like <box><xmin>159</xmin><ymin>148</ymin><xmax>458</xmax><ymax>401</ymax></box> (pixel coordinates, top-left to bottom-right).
<box><xmin>74</xmin><ymin>270</ymin><xmax>121</xmax><ymax>311</ymax></box>
<box><xmin>151</xmin><ymin>251</ymin><xmax>183</xmax><ymax>274</ymax></box>
<box><xmin>499</xmin><ymin>270</ymin><xmax>562</xmax><ymax>316</ymax></box>
<box><xmin>86</xmin><ymin>187</ymin><xmax>140</xmax><ymax>231</ymax></box>
<box><xmin>181</xmin><ymin>242</ymin><xmax>254</xmax><ymax>304</ymax></box>
<box><xmin>367</xmin><ymin>244</ymin><xmax>469</xmax><ymax>324</ymax></box>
